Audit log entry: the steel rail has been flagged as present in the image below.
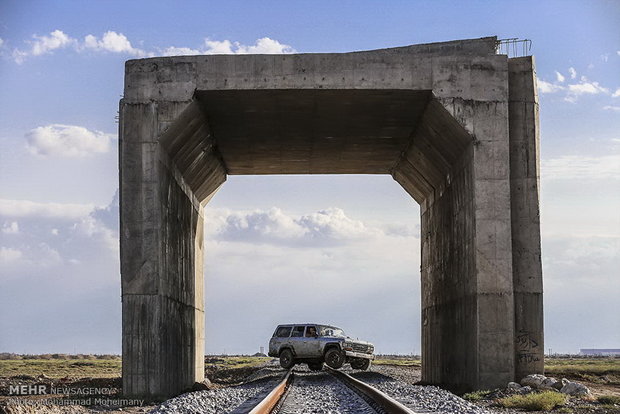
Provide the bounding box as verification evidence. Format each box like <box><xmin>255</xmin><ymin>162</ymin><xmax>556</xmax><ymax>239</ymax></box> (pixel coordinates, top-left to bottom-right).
<box><xmin>327</xmin><ymin>368</ymin><xmax>417</xmax><ymax>414</ymax></box>
<box><xmin>247</xmin><ymin>369</ymin><xmax>293</xmax><ymax>414</ymax></box>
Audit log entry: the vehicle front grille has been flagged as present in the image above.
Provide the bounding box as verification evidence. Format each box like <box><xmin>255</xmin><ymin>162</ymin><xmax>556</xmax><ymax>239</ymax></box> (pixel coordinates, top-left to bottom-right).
<box><xmin>351</xmin><ymin>343</ymin><xmax>371</xmax><ymax>353</ymax></box>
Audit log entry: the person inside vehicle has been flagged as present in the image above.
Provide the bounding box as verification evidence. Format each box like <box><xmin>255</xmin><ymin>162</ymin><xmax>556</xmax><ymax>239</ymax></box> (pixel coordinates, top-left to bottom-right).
<box><xmin>306</xmin><ymin>326</ymin><xmax>317</xmax><ymax>337</ymax></box>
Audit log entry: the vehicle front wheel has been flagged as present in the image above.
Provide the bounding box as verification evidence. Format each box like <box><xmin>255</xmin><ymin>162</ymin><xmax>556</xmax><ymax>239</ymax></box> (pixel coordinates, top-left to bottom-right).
<box><xmin>279</xmin><ymin>349</ymin><xmax>295</xmax><ymax>369</ymax></box>
<box><xmin>350</xmin><ymin>358</ymin><xmax>371</xmax><ymax>370</ymax></box>
<box><xmin>308</xmin><ymin>362</ymin><xmax>324</xmax><ymax>371</ymax></box>
<box><xmin>324</xmin><ymin>348</ymin><xmax>345</xmax><ymax>369</ymax></box>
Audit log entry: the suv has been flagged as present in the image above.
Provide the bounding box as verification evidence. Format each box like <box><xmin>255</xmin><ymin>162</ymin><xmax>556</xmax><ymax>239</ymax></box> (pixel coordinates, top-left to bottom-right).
<box><xmin>268</xmin><ymin>324</ymin><xmax>375</xmax><ymax>371</ymax></box>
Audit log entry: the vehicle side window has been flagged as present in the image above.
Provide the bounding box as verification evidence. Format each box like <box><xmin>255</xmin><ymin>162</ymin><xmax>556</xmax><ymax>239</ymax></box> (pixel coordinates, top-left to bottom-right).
<box><xmin>305</xmin><ymin>326</ymin><xmax>317</xmax><ymax>337</ymax></box>
<box><xmin>291</xmin><ymin>326</ymin><xmax>305</xmax><ymax>337</ymax></box>
<box><xmin>275</xmin><ymin>326</ymin><xmax>292</xmax><ymax>337</ymax></box>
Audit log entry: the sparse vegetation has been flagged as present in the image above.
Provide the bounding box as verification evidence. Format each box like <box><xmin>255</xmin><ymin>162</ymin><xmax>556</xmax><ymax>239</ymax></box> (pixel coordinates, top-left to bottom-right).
<box><xmin>0</xmin><ymin>358</ymin><xmax>121</xmax><ymax>378</ymax></box>
<box><xmin>0</xmin><ymin>354</ymin><xmax>272</xmax><ymax>379</ymax></box>
<box><xmin>545</xmin><ymin>357</ymin><xmax>620</xmax><ymax>385</ymax></box>
<box><xmin>203</xmin><ymin>356</ymin><xmax>273</xmax><ymax>385</ymax></box>
<box><xmin>462</xmin><ymin>390</ymin><xmax>491</xmax><ymax>401</ymax></box>
<box><xmin>498</xmin><ymin>391</ymin><xmax>567</xmax><ymax>411</ymax></box>
<box><xmin>597</xmin><ymin>395</ymin><xmax>620</xmax><ymax>405</ymax></box>
<box><xmin>373</xmin><ymin>355</ymin><xmax>421</xmax><ymax>367</ymax></box>
<box><xmin>205</xmin><ymin>355</ymin><xmax>272</xmax><ymax>369</ymax></box>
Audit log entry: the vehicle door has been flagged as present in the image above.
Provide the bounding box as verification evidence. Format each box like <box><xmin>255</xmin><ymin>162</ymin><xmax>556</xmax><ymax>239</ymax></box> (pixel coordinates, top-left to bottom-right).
<box><xmin>289</xmin><ymin>325</ymin><xmax>306</xmax><ymax>356</ymax></box>
<box><xmin>300</xmin><ymin>325</ymin><xmax>321</xmax><ymax>357</ymax></box>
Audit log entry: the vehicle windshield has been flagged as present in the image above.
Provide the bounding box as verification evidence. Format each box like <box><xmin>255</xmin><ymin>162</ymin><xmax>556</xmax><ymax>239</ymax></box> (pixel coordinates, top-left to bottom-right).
<box><xmin>319</xmin><ymin>326</ymin><xmax>346</xmax><ymax>337</ymax></box>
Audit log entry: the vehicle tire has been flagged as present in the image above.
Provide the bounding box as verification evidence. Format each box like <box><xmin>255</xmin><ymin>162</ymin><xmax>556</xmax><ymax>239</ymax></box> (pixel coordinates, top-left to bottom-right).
<box><xmin>350</xmin><ymin>358</ymin><xmax>371</xmax><ymax>370</ymax></box>
<box><xmin>279</xmin><ymin>349</ymin><xmax>295</xmax><ymax>369</ymax></box>
<box><xmin>324</xmin><ymin>348</ymin><xmax>345</xmax><ymax>369</ymax></box>
<box><xmin>308</xmin><ymin>362</ymin><xmax>324</xmax><ymax>371</ymax></box>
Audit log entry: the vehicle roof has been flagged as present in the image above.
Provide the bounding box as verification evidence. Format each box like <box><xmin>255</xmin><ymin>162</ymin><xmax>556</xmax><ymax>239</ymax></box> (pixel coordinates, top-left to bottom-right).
<box><xmin>276</xmin><ymin>323</ymin><xmax>341</xmax><ymax>329</ymax></box>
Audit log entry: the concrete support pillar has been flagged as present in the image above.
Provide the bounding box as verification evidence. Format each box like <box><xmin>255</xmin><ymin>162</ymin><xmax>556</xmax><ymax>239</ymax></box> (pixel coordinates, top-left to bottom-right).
<box><xmin>396</xmin><ymin>95</ymin><xmax>516</xmax><ymax>392</ymax></box>
<box><xmin>417</xmin><ymin>145</ymin><xmax>479</xmax><ymax>392</ymax></box>
<box><xmin>468</xmin><ymin>97</ymin><xmax>516</xmax><ymax>390</ymax></box>
<box><xmin>508</xmin><ymin>57</ymin><xmax>544</xmax><ymax>380</ymax></box>
<box><xmin>119</xmin><ymin>100</ymin><xmax>225</xmax><ymax>398</ymax></box>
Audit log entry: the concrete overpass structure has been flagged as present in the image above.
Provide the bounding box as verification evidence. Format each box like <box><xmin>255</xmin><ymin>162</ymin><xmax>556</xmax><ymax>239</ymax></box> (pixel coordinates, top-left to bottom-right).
<box><xmin>119</xmin><ymin>36</ymin><xmax>544</xmax><ymax>398</ymax></box>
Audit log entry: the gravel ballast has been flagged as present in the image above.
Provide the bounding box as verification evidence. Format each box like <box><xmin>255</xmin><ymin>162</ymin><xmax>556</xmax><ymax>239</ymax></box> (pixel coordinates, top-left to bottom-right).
<box><xmin>150</xmin><ymin>364</ymin><xmax>491</xmax><ymax>414</ymax></box>
<box><xmin>279</xmin><ymin>371</ymin><xmax>376</xmax><ymax>414</ymax></box>
<box><xmin>350</xmin><ymin>370</ymin><xmax>491</xmax><ymax>414</ymax></box>
<box><xmin>149</xmin><ymin>375</ymin><xmax>281</xmax><ymax>414</ymax></box>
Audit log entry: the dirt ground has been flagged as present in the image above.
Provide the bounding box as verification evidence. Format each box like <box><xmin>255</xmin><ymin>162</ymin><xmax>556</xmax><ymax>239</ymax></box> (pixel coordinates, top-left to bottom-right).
<box><xmin>1</xmin><ymin>359</ymin><xmax>619</xmax><ymax>413</ymax></box>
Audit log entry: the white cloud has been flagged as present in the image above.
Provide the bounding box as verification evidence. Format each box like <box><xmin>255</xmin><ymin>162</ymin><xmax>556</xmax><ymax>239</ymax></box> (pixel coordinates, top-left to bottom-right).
<box><xmin>567</xmin><ymin>77</ymin><xmax>609</xmax><ymax>95</ymax></box>
<box><xmin>0</xmin><ymin>38</ymin><xmax>4</xmax><ymax>48</ymax></box>
<box><xmin>209</xmin><ymin>207</ymin><xmax>384</xmax><ymax>246</ymax></box>
<box><xmin>74</xmin><ymin>190</ymin><xmax>119</xmax><ymax>252</ymax></box>
<box><xmin>0</xmin><ymin>243</ymin><xmax>63</xmax><ymax>267</ymax></box>
<box><xmin>161</xmin><ymin>46</ymin><xmax>202</xmax><ymax>56</ymax></box>
<box><xmin>568</xmin><ymin>67</ymin><xmax>577</xmax><ymax>79</ymax></box>
<box><xmin>563</xmin><ymin>77</ymin><xmax>610</xmax><ymax>103</ymax></box>
<box><xmin>298</xmin><ymin>208</ymin><xmax>381</xmax><ymax>241</ymax></box>
<box><xmin>612</xmin><ymin>88</ymin><xmax>620</xmax><ymax>98</ymax></box>
<box><xmin>0</xmin><ymin>192</ymin><xmax>119</xmax><ymax>273</ymax></box>
<box><xmin>203</xmin><ymin>39</ymin><xmax>236</xmax><ymax>54</ymax></box>
<box><xmin>543</xmin><ymin>236</ymin><xmax>619</xmax><ymax>284</ymax></box>
<box><xmin>542</xmin><ymin>154</ymin><xmax>620</xmax><ymax>180</ymax></box>
<box><xmin>0</xmin><ymin>199</ymin><xmax>93</xmax><ymax>220</ymax></box>
<box><xmin>13</xmin><ymin>31</ymin><xmax>294</xmax><ymax>61</ymax></box>
<box><xmin>12</xmin><ymin>30</ymin><xmax>76</xmax><ymax>63</ymax></box>
<box><xmin>539</xmin><ymin>70</ymin><xmax>613</xmax><ymax>103</ymax></box>
<box><xmin>603</xmin><ymin>105</ymin><xmax>620</xmax><ymax>112</ymax></box>
<box><xmin>31</xmin><ymin>30</ymin><xmax>74</xmax><ymax>55</ymax></box>
<box><xmin>34</xmin><ymin>243</ymin><xmax>63</xmax><ymax>266</ymax></box>
<box><xmin>83</xmin><ymin>31</ymin><xmax>148</xmax><ymax>57</ymax></box>
<box><xmin>2</xmin><ymin>221</ymin><xmax>19</xmax><ymax>234</ymax></box>
<box><xmin>563</xmin><ymin>237</ymin><xmax>619</xmax><ymax>261</ymax></box>
<box><xmin>74</xmin><ymin>216</ymin><xmax>119</xmax><ymax>253</ymax></box>
<box><xmin>234</xmin><ymin>37</ymin><xmax>296</xmax><ymax>54</ymax></box>
<box><xmin>0</xmin><ymin>247</ymin><xmax>23</xmax><ymax>263</ymax></box>
<box><xmin>537</xmin><ymin>79</ymin><xmax>564</xmax><ymax>94</ymax></box>
<box><xmin>26</xmin><ymin>124</ymin><xmax>113</xmax><ymax>158</ymax></box>
<box><xmin>12</xmin><ymin>30</ymin><xmax>150</xmax><ymax>62</ymax></box>
<box><xmin>162</xmin><ymin>37</ymin><xmax>296</xmax><ymax>56</ymax></box>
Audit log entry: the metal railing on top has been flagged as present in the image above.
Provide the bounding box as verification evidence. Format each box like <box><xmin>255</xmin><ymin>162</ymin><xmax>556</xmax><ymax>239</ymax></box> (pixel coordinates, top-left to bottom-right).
<box><xmin>496</xmin><ymin>38</ymin><xmax>532</xmax><ymax>57</ymax></box>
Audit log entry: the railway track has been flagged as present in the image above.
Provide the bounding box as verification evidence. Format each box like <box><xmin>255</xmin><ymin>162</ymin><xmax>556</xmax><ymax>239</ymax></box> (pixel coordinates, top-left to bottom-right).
<box><xmin>150</xmin><ymin>365</ymin><xmax>488</xmax><ymax>414</ymax></box>
<box><xmin>245</xmin><ymin>368</ymin><xmax>416</xmax><ymax>414</ymax></box>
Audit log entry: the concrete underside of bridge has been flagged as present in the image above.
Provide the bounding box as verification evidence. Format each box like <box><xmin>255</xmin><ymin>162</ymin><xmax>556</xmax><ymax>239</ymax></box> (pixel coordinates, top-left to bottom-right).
<box><xmin>119</xmin><ymin>36</ymin><xmax>544</xmax><ymax>398</ymax></box>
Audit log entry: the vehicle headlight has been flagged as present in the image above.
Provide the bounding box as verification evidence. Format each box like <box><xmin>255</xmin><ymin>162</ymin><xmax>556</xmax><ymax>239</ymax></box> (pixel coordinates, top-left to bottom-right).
<box><xmin>342</xmin><ymin>342</ymin><xmax>353</xmax><ymax>351</ymax></box>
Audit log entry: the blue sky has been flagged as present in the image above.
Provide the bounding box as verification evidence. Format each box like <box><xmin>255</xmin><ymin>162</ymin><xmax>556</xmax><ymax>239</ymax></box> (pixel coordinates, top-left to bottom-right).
<box><xmin>0</xmin><ymin>1</ymin><xmax>618</xmax><ymax>355</ymax></box>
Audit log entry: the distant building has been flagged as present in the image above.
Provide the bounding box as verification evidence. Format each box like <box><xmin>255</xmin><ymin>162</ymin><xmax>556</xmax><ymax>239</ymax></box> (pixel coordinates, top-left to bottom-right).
<box><xmin>580</xmin><ymin>349</ymin><xmax>620</xmax><ymax>356</ymax></box>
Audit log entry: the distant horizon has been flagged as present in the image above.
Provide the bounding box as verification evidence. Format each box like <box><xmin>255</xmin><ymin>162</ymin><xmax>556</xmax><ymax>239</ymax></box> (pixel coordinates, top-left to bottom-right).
<box><xmin>3</xmin><ymin>351</ymin><xmax>618</xmax><ymax>358</ymax></box>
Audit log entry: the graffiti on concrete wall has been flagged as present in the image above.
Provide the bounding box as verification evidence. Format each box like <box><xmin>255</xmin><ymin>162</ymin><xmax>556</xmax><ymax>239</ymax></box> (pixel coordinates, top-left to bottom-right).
<box><xmin>516</xmin><ymin>331</ymin><xmax>541</xmax><ymax>364</ymax></box>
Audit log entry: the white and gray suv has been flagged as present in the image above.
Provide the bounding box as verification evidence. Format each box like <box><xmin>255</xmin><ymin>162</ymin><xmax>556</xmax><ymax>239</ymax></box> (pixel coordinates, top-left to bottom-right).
<box><xmin>268</xmin><ymin>324</ymin><xmax>375</xmax><ymax>371</ymax></box>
